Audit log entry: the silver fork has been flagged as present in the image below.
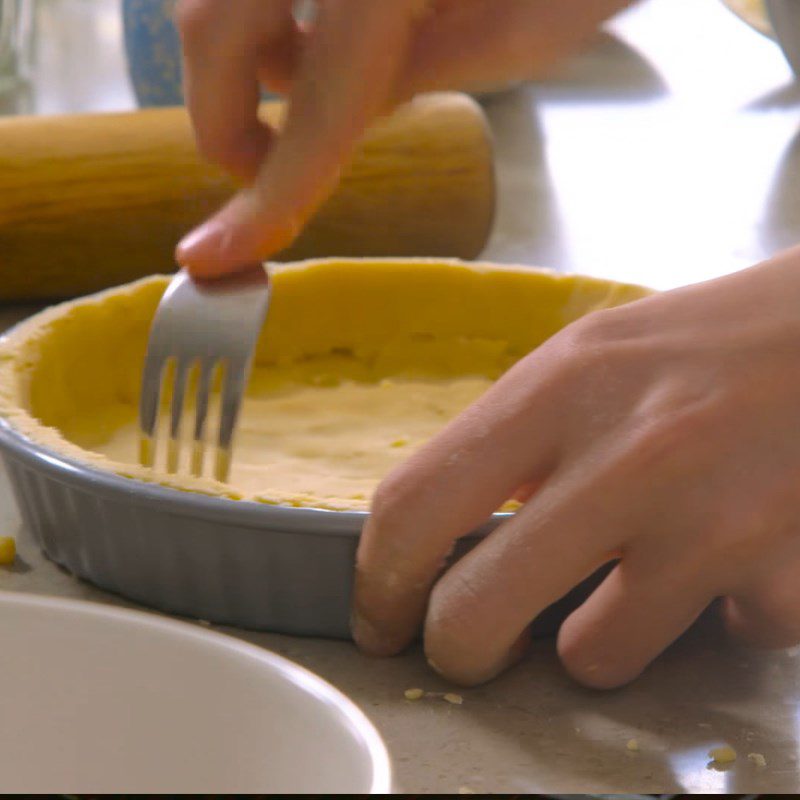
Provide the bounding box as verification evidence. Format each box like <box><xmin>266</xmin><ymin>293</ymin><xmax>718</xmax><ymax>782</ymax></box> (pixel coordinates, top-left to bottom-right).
<box><xmin>138</xmin><ymin>265</ymin><xmax>270</xmax><ymax>483</ymax></box>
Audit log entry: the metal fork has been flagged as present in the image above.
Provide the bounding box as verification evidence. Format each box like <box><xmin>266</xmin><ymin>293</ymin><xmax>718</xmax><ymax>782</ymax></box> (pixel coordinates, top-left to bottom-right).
<box><xmin>138</xmin><ymin>265</ymin><xmax>270</xmax><ymax>483</ymax></box>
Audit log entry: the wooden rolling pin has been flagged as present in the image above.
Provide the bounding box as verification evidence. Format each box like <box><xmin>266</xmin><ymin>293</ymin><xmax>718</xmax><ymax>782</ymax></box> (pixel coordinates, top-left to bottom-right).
<box><xmin>0</xmin><ymin>92</ymin><xmax>495</xmax><ymax>302</ymax></box>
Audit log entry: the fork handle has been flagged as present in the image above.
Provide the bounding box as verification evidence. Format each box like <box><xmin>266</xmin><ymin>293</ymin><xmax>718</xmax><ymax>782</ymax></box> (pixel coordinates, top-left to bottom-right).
<box><xmin>0</xmin><ymin>92</ymin><xmax>494</xmax><ymax>302</ymax></box>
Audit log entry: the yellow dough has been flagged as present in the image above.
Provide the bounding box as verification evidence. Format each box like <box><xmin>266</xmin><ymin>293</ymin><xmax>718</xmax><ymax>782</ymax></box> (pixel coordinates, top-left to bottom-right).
<box><xmin>0</xmin><ymin>258</ymin><xmax>650</xmax><ymax>510</ymax></box>
<box><xmin>96</xmin><ymin>376</ymin><xmax>492</xmax><ymax>509</ymax></box>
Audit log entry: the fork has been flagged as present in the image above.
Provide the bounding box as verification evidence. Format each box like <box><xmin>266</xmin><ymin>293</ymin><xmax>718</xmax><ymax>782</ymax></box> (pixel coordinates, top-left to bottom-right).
<box><xmin>138</xmin><ymin>265</ymin><xmax>270</xmax><ymax>483</ymax></box>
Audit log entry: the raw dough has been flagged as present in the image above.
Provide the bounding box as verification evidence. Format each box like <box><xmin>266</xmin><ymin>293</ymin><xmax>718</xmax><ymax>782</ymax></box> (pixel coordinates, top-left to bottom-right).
<box><xmin>0</xmin><ymin>258</ymin><xmax>649</xmax><ymax>510</ymax></box>
<box><xmin>94</xmin><ymin>375</ymin><xmax>491</xmax><ymax>510</ymax></box>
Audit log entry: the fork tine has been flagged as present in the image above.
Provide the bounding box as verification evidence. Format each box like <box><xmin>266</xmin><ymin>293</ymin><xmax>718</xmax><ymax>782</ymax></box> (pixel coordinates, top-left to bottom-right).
<box><xmin>214</xmin><ymin>361</ymin><xmax>248</xmax><ymax>483</ymax></box>
<box><xmin>139</xmin><ymin>351</ymin><xmax>168</xmax><ymax>469</ymax></box>
<box><xmin>191</xmin><ymin>360</ymin><xmax>215</xmax><ymax>478</ymax></box>
<box><xmin>139</xmin><ymin>266</ymin><xmax>269</xmax><ymax>480</ymax></box>
<box><xmin>167</xmin><ymin>360</ymin><xmax>190</xmax><ymax>474</ymax></box>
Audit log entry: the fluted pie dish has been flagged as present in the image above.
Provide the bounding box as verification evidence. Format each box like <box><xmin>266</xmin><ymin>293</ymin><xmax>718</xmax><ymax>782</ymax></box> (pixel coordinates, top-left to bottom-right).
<box><xmin>0</xmin><ymin>258</ymin><xmax>649</xmax><ymax>636</ymax></box>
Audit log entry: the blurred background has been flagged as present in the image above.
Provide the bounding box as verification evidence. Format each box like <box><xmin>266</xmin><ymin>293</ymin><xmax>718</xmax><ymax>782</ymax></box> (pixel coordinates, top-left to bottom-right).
<box><xmin>0</xmin><ymin>0</ymin><xmax>136</xmax><ymax>115</ymax></box>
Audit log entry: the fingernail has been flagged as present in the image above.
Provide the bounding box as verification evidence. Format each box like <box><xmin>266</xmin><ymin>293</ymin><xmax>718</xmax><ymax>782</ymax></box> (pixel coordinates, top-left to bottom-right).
<box><xmin>176</xmin><ymin>219</ymin><xmax>229</xmax><ymax>271</ymax></box>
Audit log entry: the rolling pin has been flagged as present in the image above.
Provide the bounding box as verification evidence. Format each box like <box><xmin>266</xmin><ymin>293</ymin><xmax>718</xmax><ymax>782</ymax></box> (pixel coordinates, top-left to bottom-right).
<box><xmin>0</xmin><ymin>92</ymin><xmax>495</xmax><ymax>303</ymax></box>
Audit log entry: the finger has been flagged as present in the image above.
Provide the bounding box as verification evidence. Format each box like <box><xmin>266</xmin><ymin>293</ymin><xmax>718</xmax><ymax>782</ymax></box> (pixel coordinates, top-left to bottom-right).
<box><xmin>723</xmin><ymin>549</ymin><xmax>800</xmax><ymax>648</ymax></box>
<box><xmin>176</xmin><ymin>0</ymin><xmax>295</xmax><ymax>180</ymax></box>
<box><xmin>177</xmin><ymin>0</ymin><xmax>420</xmax><ymax>277</ymax></box>
<box><xmin>557</xmin><ymin>555</ymin><xmax>713</xmax><ymax>690</ymax></box>
<box><xmin>256</xmin><ymin>22</ymin><xmax>305</xmax><ymax>96</ymax></box>
<box><xmin>352</xmin><ymin>355</ymin><xmax>569</xmax><ymax>657</ymax></box>
<box><xmin>399</xmin><ymin>0</ymin><xmax>633</xmax><ymax>97</ymax></box>
<box><xmin>422</xmin><ymin>462</ymin><xmax>626</xmax><ymax>686</ymax></box>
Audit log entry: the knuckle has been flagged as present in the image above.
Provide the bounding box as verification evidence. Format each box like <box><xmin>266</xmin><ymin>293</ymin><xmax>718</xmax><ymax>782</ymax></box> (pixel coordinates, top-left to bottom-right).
<box><xmin>625</xmin><ymin>399</ymin><xmax>719</xmax><ymax>473</ymax></box>
<box><xmin>564</xmin><ymin>306</ymin><xmax>633</xmax><ymax>350</ymax></box>
<box><xmin>629</xmin><ymin>415</ymin><xmax>695</xmax><ymax>470</ymax></box>
<box><xmin>671</xmin><ymin>496</ymin><xmax>786</xmax><ymax>584</ymax></box>
<box><xmin>551</xmin><ymin>308</ymin><xmax>636</xmax><ymax>385</ymax></box>
<box><xmin>554</xmin><ymin>313</ymin><xmax>604</xmax><ymax>365</ymax></box>
<box><xmin>174</xmin><ymin>0</ymin><xmax>220</xmax><ymax>39</ymax></box>
<box><xmin>370</xmin><ymin>461</ymin><xmax>441</xmax><ymax>533</ymax></box>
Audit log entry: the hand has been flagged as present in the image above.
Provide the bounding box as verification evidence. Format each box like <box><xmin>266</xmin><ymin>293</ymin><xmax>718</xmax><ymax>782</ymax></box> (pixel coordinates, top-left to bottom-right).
<box><xmin>174</xmin><ymin>0</ymin><xmax>630</xmax><ymax>276</ymax></box>
<box><xmin>352</xmin><ymin>250</ymin><xmax>800</xmax><ymax>688</ymax></box>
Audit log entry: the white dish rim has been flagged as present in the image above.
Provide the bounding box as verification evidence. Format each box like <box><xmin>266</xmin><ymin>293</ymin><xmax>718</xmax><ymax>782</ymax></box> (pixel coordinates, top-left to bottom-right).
<box><xmin>0</xmin><ymin>588</ymin><xmax>393</xmax><ymax>794</ymax></box>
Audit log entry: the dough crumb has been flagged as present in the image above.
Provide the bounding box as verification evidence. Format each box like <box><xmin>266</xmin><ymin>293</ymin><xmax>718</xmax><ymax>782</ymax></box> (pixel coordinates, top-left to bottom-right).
<box><xmin>458</xmin><ymin>787</ymin><xmax>476</xmax><ymax>795</ymax></box>
<box><xmin>747</xmin><ymin>752</ymin><xmax>767</xmax><ymax>768</ymax></box>
<box><xmin>709</xmin><ymin>745</ymin><xmax>737</xmax><ymax>764</ymax></box>
<box><xmin>0</xmin><ymin>536</ymin><xmax>16</xmax><ymax>565</ymax></box>
<box><xmin>626</xmin><ymin>738</ymin><xmax>640</xmax><ymax>752</ymax></box>
<box><xmin>404</xmin><ymin>688</ymin><xmax>425</xmax><ymax>701</ymax></box>
<box><xmin>390</xmin><ymin>438</ymin><xmax>409</xmax><ymax>448</ymax></box>
<box><xmin>197</xmin><ymin>619</ymin><xmax>212</xmax><ymax>627</ymax></box>
<box><xmin>444</xmin><ymin>692</ymin><xmax>464</xmax><ymax>705</ymax></box>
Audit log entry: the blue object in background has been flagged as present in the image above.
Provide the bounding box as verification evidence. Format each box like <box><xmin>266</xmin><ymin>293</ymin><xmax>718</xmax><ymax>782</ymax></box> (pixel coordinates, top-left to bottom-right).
<box><xmin>122</xmin><ymin>0</ymin><xmax>278</xmax><ymax>108</ymax></box>
<box><xmin>122</xmin><ymin>0</ymin><xmax>183</xmax><ymax>107</ymax></box>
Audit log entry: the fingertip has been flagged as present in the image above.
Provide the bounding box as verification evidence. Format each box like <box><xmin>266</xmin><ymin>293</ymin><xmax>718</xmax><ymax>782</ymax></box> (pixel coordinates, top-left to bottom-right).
<box><xmin>177</xmin><ymin>197</ymin><xmax>301</xmax><ymax>277</ymax></box>
<box><xmin>423</xmin><ymin>623</ymin><xmax>530</xmax><ymax>687</ymax></box>
<box><xmin>176</xmin><ymin>219</ymin><xmax>226</xmax><ymax>275</ymax></box>
<box><xmin>556</xmin><ymin>617</ymin><xmax>640</xmax><ymax>690</ymax></box>
<box><xmin>350</xmin><ymin>610</ymin><xmax>413</xmax><ymax>657</ymax></box>
<box><xmin>196</xmin><ymin>124</ymin><xmax>274</xmax><ymax>183</ymax></box>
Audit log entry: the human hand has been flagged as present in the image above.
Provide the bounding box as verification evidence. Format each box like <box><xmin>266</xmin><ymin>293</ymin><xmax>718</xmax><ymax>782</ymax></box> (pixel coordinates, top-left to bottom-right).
<box><xmin>352</xmin><ymin>250</ymin><xmax>800</xmax><ymax>688</ymax></box>
<box><xmin>174</xmin><ymin>0</ymin><xmax>630</xmax><ymax>277</ymax></box>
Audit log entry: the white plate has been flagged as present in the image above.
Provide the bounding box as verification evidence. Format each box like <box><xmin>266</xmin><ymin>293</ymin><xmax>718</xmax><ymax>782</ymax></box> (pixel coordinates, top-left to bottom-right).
<box><xmin>0</xmin><ymin>591</ymin><xmax>391</xmax><ymax>793</ymax></box>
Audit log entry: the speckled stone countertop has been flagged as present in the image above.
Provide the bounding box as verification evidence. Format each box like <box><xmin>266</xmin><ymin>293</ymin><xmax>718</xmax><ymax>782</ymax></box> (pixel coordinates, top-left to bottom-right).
<box><xmin>3</xmin><ymin>0</ymin><xmax>800</xmax><ymax>792</ymax></box>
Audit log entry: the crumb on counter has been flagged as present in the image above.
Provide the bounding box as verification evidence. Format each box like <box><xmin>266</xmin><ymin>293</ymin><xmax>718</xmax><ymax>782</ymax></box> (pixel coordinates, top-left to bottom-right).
<box><xmin>197</xmin><ymin>619</ymin><xmax>212</xmax><ymax>627</ymax></box>
<box><xmin>626</xmin><ymin>738</ymin><xmax>640</xmax><ymax>752</ymax></box>
<box><xmin>0</xmin><ymin>536</ymin><xmax>16</xmax><ymax>565</ymax></box>
<box><xmin>747</xmin><ymin>752</ymin><xmax>767</xmax><ymax>768</ymax></box>
<box><xmin>404</xmin><ymin>688</ymin><xmax>425</xmax><ymax>701</ymax></box>
<box><xmin>444</xmin><ymin>692</ymin><xmax>464</xmax><ymax>705</ymax></box>
<box><xmin>458</xmin><ymin>786</ymin><xmax>476</xmax><ymax>795</ymax></box>
<box><xmin>709</xmin><ymin>745</ymin><xmax>738</xmax><ymax>764</ymax></box>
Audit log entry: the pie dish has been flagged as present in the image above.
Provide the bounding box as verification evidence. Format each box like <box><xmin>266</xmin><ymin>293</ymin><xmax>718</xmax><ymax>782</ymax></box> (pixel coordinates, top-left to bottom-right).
<box><xmin>0</xmin><ymin>258</ymin><xmax>649</xmax><ymax>635</ymax></box>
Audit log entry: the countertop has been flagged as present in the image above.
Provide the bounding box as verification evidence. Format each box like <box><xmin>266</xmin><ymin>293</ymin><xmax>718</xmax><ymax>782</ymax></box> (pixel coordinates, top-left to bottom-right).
<box><xmin>2</xmin><ymin>0</ymin><xmax>800</xmax><ymax>793</ymax></box>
